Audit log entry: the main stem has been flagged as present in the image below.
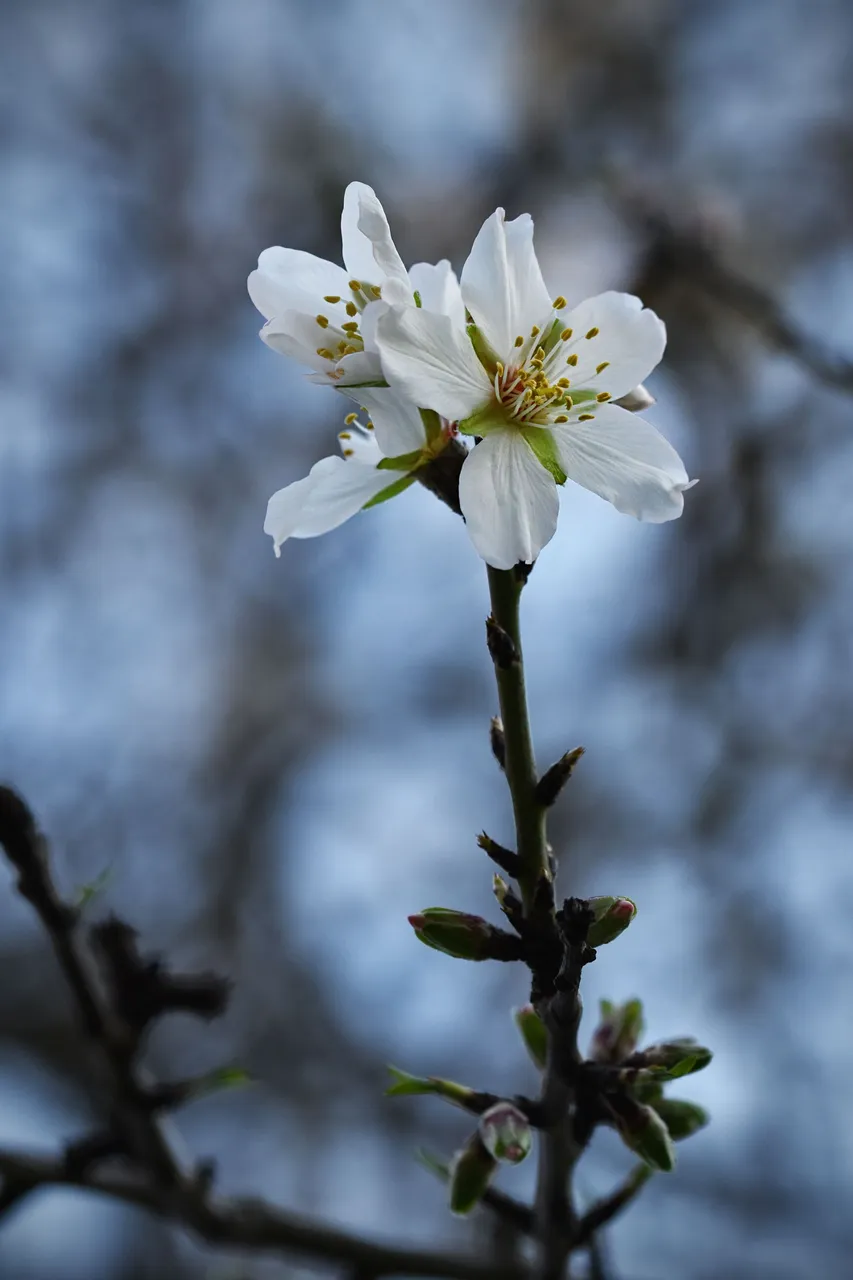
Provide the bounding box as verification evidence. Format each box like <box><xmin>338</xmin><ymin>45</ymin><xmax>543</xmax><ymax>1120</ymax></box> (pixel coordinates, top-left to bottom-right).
<box><xmin>486</xmin><ymin>566</ymin><xmax>575</xmax><ymax>1280</ymax></box>
<box><xmin>486</xmin><ymin>566</ymin><xmax>549</xmax><ymax>912</ymax></box>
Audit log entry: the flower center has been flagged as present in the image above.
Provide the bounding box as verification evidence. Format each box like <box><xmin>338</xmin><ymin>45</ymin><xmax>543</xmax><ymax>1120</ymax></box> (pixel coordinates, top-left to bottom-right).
<box><xmin>315</xmin><ymin>279</ymin><xmax>382</xmax><ymax>376</ymax></box>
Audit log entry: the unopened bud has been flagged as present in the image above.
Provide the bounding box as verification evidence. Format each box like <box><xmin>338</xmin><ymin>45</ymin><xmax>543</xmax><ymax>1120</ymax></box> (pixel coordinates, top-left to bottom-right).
<box><xmin>589</xmin><ymin>998</ymin><xmax>644</xmax><ymax>1063</ymax></box>
<box><xmin>614</xmin><ymin>1099</ymin><xmax>675</xmax><ymax>1173</ymax></box>
<box><xmin>629</xmin><ymin>1039</ymin><xmax>712</xmax><ymax>1079</ymax></box>
<box><xmin>586</xmin><ymin>896</ymin><xmax>636</xmax><ymax>947</ymax></box>
<box><xmin>477</xmin><ymin>832</ymin><xmax>520</xmax><ymax>877</ymax></box>
<box><xmin>408</xmin><ymin>909</ymin><xmax>524</xmax><ymax>962</ymax></box>
<box><xmin>448</xmin><ymin>1133</ymin><xmax>498</xmax><ymax>1215</ymax></box>
<box><xmin>478</xmin><ymin>1102</ymin><xmax>532</xmax><ymax>1164</ymax></box>
<box><xmin>615</xmin><ymin>384</ymin><xmax>655</xmax><ymax>413</ymax></box>
<box><xmin>485</xmin><ymin>616</ymin><xmax>519</xmax><ymax>669</ymax></box>
<box><xmin>535</xmin><ymin>746</ymin><xmax>585</xmax><ymax>807</ymax></box>
<box><xmin>513</xmin><ymin>1004</ymin><xmax>548</xmax><ymax>1070</ymax></box>
<box><xmin>652</xmin><ymin>1098</ymin><xmax>709</xmax><ymax>1141</ymax></box>
<box><xmin>489</xmin><ymin>717</ymin><xmax>506</xmax><ymax>770</ymax></box>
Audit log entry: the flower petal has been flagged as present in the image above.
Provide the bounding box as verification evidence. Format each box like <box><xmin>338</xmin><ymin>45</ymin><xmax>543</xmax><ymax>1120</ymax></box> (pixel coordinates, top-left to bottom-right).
<box><xmin>260</xmin><ymin>310</ymin><xmax>333</xmax><ymax>372</ymax></box>
<box><xmin>342</xmin><ymin>385</ymin><xmax>427</xmax><ymax>456</ymax></box>
<box><xmin>248</xmin><ymin>248</ymin><xmax>350</xmax><ymax>321</ymax></box>
<box><xmin>550</xmin><ymin>402</ymin><xmax>691</xmax><ymax>522</ymax></box>
<box><xmin>341</xmin><ymin>182</ymin><xmax>411</xmax><ymax>296</ymax></box>
<box><xmin>375</xmin><ymin>306</ymin><xmax>489</xmax><ymax>421</ymax></box>
<box><xmin>264</xmin><ymin>453</ymin><xmax>395</xmax><ymax>552</ymax></box>
<box><xmin>461</xmin><ymin>209</ymin><xmax>553</xmax><ymax>360</ymax></box>
<box><xmin>554</xmin><ymin>293</ymin><xmax>666</xmax><ymax>400</ymax></box>
<box><xmin>458</xmin><ymin>430</ymin><xmax>559</xmax><ymax>568</ymax></box>
<box><xmin>409</xmin><ymin>260</ymin><xmax>466</xmax><ymax>327</ymax></box>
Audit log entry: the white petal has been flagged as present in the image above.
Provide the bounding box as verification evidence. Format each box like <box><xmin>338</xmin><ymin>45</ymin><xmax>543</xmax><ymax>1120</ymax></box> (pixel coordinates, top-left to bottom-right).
<box><xmin>458</xmin><ymin>430</ymin><xmax>559</xmax><ymax>569</ymax></box>
<box><xmin>550</xmin><ymin>402</ymin><xmax>691</xmax><ymax>522</ymax></box>
<box><xmin>409</xmin><ymin>260</ymin><xmax>466</xmax><ymax>327</ymax></box>
<box><xmin>375</xmin><ymin>307</ymin><xmax>489</xmax><ymax>421</ymax></box>
<box><xmin>261</xmin><ymin>311</ymin><xmax>333</xmax><ymax>372</ymax></box>
<box><xmin>264</xmin><ymin>454</ymin><xmax>395</xmax><ymax>551</ymax></box>
<box><xmin>248</xmin><ymin>248</ymin><xmax>350</xmax><ymax>320</ymax></box>
<box><xmin>555</xmin><ymin>293</ymin><xmax>666</xmax><ymax>399</ymax></box>
<box><xmin>337</xmin><ymin>428</ymin><xmax>382</xmax><ymax>465</ymax></box>
<box><xmin>341</xmin><ymin>182</ymin><xmax>411</xmax><ymax>295</ymax></box>
<box><xmin>342</xmin><ymin>386</ymin><xmax>426</xmax><ymax>457</ymax></box>
<box><xmin>461</xmin><ymin>209</ymin><xmax>552</xmax><ymax>360</ymax></box>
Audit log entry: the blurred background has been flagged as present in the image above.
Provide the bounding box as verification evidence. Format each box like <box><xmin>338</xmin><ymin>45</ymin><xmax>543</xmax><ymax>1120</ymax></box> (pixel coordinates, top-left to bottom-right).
<box><xmin>2</xmin><ymin>0</ymin><xmax>853</xmax><ymax>1276</ymax></box>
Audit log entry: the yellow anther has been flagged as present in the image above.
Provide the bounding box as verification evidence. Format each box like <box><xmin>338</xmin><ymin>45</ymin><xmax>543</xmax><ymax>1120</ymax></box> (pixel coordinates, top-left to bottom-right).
<box><xmin>342</xmin><ymin>321</ymin><xmax>359</xmax><ymax>334</ymax></box>
<box><xmin>578</xmin><ymin>413</ymin><xmax>595</xmax><ymax>421</ymax></box>
<box><xmin>530</xmin><ymin>325</ymin><xmax>540</xmax><ymax>337</ymax></box>
<box><xmin>316</xmin><ymin>347</ymin><xmax>333</xmax><ymax>359</ymax></box>
<box><xmin>366</xmin><ymin>421</ymin><xmax>374</xmax><ymax>430</ymax></box>
<box><xmin>560</xmin><ymin>328</ymin><xmax>573</xmax><ymax>341</ymax></box>
<box><xmin>496</xmin><ymin>361</ymin><xmax>505</xmax><ymax>375</ymax></box>
<box><xmin>557</xmin><ymin>377</ymin><xmax>571</xmax><ymax>388</ymax></box>
<box><xmin>345</xmin><ymin>301</ymin><xmax>358</xmax><ymax>317</ymax></box>
<box><xmin>567</xmin><ymin>354</ymin><xmax>578</xmax><ymax>367</ymax></box>
<box><xmin>596</xmin><ymin>361</ymin><xmax>610</xmax><ymax>374</ymax></box>
<box><xmin>369</xmin><ymin>285</ymin><xmax>382</xmax><ymax>298</ymax></box>
<box><xmin>343</xmin><ymin>448</ymin><xmax>354</xmax><ymax>457</ymax></box>
<box><xmin>344</xmin><ymin>413</ymin><xmax>358</xmax><ymax>425</ymax></box>
<box><xmin>342</xmin><ymin>344</ymin><xmax>359</xmax><ymax>355</ymax></box>
<box><xmin>596</xmin><ymin>391</ymin><xmax>611</xmax><ymax>402</ymax></box>
<box><xmin>552</xmin><ymin>295</ymin><xmax>567</xmax><ymax>309</ymax></box>
<box><xmin>316</xmin><ymin>315</ymin><xmax>329</xmax><ymax>328</ymax></box>
<box><xmin>323</xmin><ymin>295</ymin><xmax>341</xmax><ymax>304</ymax></box>
<box><xmin>339</xmin><ymin>431</ymin><xmax>352</xmax><ymax>440</ymax></box>
<box><xmin>585</xmin><ymin>326</ymin><xmax>600</xmax><ymax>339</ymax></box>
<box><xmin>553</xmin><ymin>414</ymin><xmax>569</xmax><ymax>423</ymax></box>
<box><xmin>564</xmin><ymin>396</ymin><xmax>573</xmax><ymax>409</ymax></box>
<box><xmin>514</xmin><ymin>335</ymin><xmax>524</xmax><ymax>347</ymax></box>
<box><xmin>348</xmin><ymin>279</ymin><xmax>361</xmax><ymax>291</ymax></box>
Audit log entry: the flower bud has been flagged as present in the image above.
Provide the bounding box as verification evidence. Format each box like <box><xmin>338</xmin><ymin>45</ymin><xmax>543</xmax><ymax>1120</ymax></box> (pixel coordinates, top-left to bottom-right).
<box><xmin>614</xmin><ymin>1099</ymin><xmax>676</xmax><ymax>1173</ymax></box>
<box><xmin>408</xmin><ymin>909</ymin><xmax>524</xmax><ymax>962</ymax></box>
<box><xmin>652</xmin><ymin>1098</ymin><xmax>709</xmax><ymax>1141</ymax></box>
<box><xmin>631</xmin><ymin>1039</ymin><xmax>712</xmax><ymax>1078</ymax></box>
<box><xmin>585</xmin><ymin>896</ymin><xmax>636</xmax><ymax>947</ymax></box>
<box><xmin>478</xmin><ymin>1102</ymin><xmax>532</xmax><ymax>1164</ymax></box>
<box><xmin>513</xmin><ymin>1005</ymin><xmax>548</xmax><ymax>1070</ymax></box>
<box><xmin>448</xmin><ymin>1133</ymin><xmax>498</xmax><ymax>1215</ymax></box>
<box><xmin>615</xmin><ymin>384</ymin><xmax>655</xmax><ymax>413</ymax></box>
<box><xmin>589</xmin><ymin>998</ymin><xmax>644</xmax><ymax>1063</ymax></box>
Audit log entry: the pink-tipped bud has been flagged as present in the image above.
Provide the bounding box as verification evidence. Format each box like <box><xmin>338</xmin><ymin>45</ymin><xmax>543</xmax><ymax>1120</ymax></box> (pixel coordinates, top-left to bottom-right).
<box><xmin>586</xmin><ymin>896</ymin><xmax>636</xmax><ymax>946</ymax></box>
<box><xmin>478</xmin><ymin>1102</ymin><xmax>532</xmax><ymax>1165</ymax></box>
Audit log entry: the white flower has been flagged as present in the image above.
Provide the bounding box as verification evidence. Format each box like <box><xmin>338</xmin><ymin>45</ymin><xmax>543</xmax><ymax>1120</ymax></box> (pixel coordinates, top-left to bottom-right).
<box><xmin>375</xmin><ymin>208</ymin><xmax>694</xmax><ymax>569</ymax></box>
<box><xmin>263</xmin><ymin>391</ymin><xmax>443</xmax><ymax>556</ymax></box>
<box><xmin>248</xmin><ymin>182</ymin><xmax>464</xmax><ymax>395</ymax></box>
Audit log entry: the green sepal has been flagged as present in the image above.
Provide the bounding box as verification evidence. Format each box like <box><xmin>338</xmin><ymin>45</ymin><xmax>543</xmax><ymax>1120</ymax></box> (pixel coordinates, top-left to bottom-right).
<box><xmin>523</xmin><ymin>429</ymin><xmax>568</xmax><ymax>485</ymax></box>
<box><xmin>458</xmin><ymin>404</ymin><xmax>510</xmax><ymax>437</ymax></box>
<box><xmin>616</xmin><ymin>1102</ymin><xmax>676</xmax><ymax>1173</ymax></box>
<box><xmin>567</xmin><ymin>388</ymin><xmax>597</xmax><ymax>404</ymax></box>
<box><xmin>651</xmin><ymin>1098</ymin><xmax>709</xmax><ymax>1141</ymax></box>
<box><xmin>420</xmin><ymin>408</ymin><xmax>444</xmax><ymax>445</ymax></box>
<box><xmin>467</xmin><ymin>323</ymin><xmax>501</xmax><ymax>376</ymax></box>
<box><xmin>449</xmin><ymin>1133</ymin><xmax>498</xmax><ymax>1215</ymax></box>
<box><xmin>415</xmin><ymin>1148</ymin><xmax>451</xmax><ymax>1182</ymax></box>
<box><xmin>514</xmin><ymin>1005</ymin><xmax>548</xmax><ymax>1071</ymax></box>
<box><xmin>362</xmin><ymin>474</ymin><xmax>417</xmax><ymax>509</ymax></box>
<box><xmin>377</xmin><ymin>448</ymin><xmax>425</xmax><ymax>472</ymax></box>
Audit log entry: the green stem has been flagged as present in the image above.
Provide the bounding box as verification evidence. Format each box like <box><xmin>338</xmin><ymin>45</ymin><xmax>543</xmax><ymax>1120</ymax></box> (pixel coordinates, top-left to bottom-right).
<box><xmin>485</xmin><ymin>566</ymin><xmax>550</xmax><ymax>914</ymax></box>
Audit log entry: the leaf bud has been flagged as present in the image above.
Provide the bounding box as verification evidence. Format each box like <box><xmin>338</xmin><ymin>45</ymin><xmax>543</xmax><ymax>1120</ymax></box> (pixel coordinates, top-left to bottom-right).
<box><xmin>385</xmin><ymin>1066</ymin><xmax>481</xmax><ymax>1111</ymax></box>
<box><xmin>535</xmin><ymin>746</ymin><xmax>585</xmax><ymax>807</ymax></box>
<box><xmin>478</xmin><ymin>1102</ymin><xmax>532</xmax><ymax>1164</ymax></box>
<box><xmin>585</xmin><ymin>896</ymin><xmax>637</xmax><ymax>947</ymax></box>
<box><xmin>513</xmin><ymin>1005</ymin><xmax>548</xmax><ymax>1070</ymax></box>
<box><xmin>448</xmin><ymin>1133</ymin><xmax>498</xmax><ymax>1215</ymax></box>
<box><xmin>628</xmin><ymin>1039</ymin><xmax>712</xmax><ymax>1078</ymax></box>
<box><xmin>589</xmin><ymin>998</ymin><xmax>644</xmax><ymax>1064</ymax></box>
<box><xmin>408</xmin><ymin>909</ymin><xmax>525</xmax><ymax>962</ymax></box>
<box><xmin>613</xmin><ymin>1098</ymin><xmax>676</xmax><ymax>1173</ymax></box>
<box><xmin>651</xmin><ymin>1098</ymin><xmax>709</xmax><ymax>1141</ymax></box>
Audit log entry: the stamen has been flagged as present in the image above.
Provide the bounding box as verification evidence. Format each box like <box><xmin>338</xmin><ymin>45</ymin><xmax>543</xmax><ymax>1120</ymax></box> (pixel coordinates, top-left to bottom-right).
<box><xmin>564</xmin><ymin>396</ymin><xmax>573</xmax><ymax>409</ymax></box>
<box><xmin>316</xmin><ymin>315</ymin><xmax>329</xmax><ymax>328</ymax></box>
<box><xmin>578</xmin><ymin>413</ymin><xmax>595</xmax><ymax>421</ymax></box>
<box><xmin>596</xmin><ymin>392</ymin><xmax>611</xmax><ymax>402</ymax></box>
<box><xmin>339</xmin><ymin>431</ymin><xmax>351</xmax><ymax>440</ymax></box>
<box><xmin>344</xmin><ymin>413</ymin><xmax>358</xmax><ymax>425</ymax></box>
<box><xmin>530</xmin><ymin>325</ymin><xmax>540</xmax><ymax>337</ymax></box>
<box><xmin>514</xmin><ymin>335</ymin><xmax>524</xmax><ymax>347</ymax></box>
<box><xmin>365</xmin><ymin>421</ymin><xmax>374</xmax><ymax>430</ymax></box>
<box><xmin>345</xmin><ymin>301</ymin><xmax>358</xmax><ymax>317</ymax></box>
<box><xmin>348</xmin><ymin>279</ymin><xmax>361</xmax><ymax>291</ymax></box>
<box><xmin>585</xmin><ymin>327</ymin><xmax>600</xmax><ymax>339</ymax></box>
<box><xmin>557</xmin><ymin>377</ymin><xmax>571</xmax><ymax>388</ymax></box>
<box><xmin>342</xmin><ymin>321</ymin><xmax>359</xmax><ymax>334</ymax></box>
<box><xmin>341</xmin><ymin>344</ymin><xmax>359</xmax><ymax>355</ymax></box>
<box><xmin>552</xmin><ymin>296</ymin><xmax>567</xmax><ymax>310</ymax></box>
<box><xmin>323</xmin><ymin>295</ymin><xmax>341</xmax><ymax>304</ymax></box>
<box><xmin>554</xmin><ymin>414</ymin><xmax>568</xmax><ymax>423</ymax></box>
<box><xmin>316</xmin><ymin>347</ymin><xmax>333</xmax><ymax>359</ymax></box>
<box><xmin>566</xmin><ymin>354</ymin><xmax>578</xmax><ymax>367</ymax></box>
<box><xmin>496</xmin><ymin>361</ymin><xmax>505</xmax><ymax>375</ymax></box>
<box><xmin>343</xmin><ymin>448</ymin><xmax>354</xmax><ymax>457</ymax></box>
<box><xmin>561</xmin><ymin>328</ymin><xmax>573</xmax><ymax>341</ymax></box>
<box><xmin>596</xmin><ymin>361</ymin><xmax>610</xmax><ymax>374</ymax></box>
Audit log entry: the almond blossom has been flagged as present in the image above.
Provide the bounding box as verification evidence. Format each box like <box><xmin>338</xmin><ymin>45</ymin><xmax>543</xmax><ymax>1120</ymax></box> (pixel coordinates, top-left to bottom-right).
<box><xmin>375</xmin><ymin>208</ymin><xmax>694</xmax><ymax>569</ymax></box>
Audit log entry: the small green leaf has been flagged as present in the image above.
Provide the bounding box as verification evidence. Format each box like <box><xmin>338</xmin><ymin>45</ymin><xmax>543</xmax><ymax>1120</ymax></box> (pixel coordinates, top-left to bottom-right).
<box><xmin>449</xmin><ymin>1134</ymin><xmax>497</xmax><ymax>1215</ymax></box>
<box><xmin>523</xmin><ymin>428</ymin><xmax>568</xmax><ymax>485</ymax></box>
<box><xmin>377</xmin><ymin>448</ymin><xmax>425</xmax><ymax>472</ymax></box>
<box><xmin>616</xmin><ymin>1102</ymin><xmax>676</xmax><ymax>1173</ymax></box>
<box><xmin>362</xmin><ymin>474</ymin><xmax>417</xmax><ymax>509</ymax></box>
<box><xmin>514</xmin><ymin>1005</ymin><xmax>548</xmax><ymax>1070</ymax></box>
<box><xmin>385</xmin><ymin>1066</ymin><xmax>477</xmax><ymax>1109</ymax></box>
<box><xmin>651</xmin><ymin>1098</ymin><xmax>709</xmax><ymax>1141</ymax></box>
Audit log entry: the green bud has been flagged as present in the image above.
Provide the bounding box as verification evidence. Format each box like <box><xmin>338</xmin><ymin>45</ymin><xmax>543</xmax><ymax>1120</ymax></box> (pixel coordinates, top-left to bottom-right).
<box><xmin>448</xmin><ymin>1133</ymin><xmax>498</xmax><ymax>1215</ymax></box>
<box><xmin>633</xmin><ymin>1039</ymin><xmax>713</xmax><ymax>1079</ymax></box>
<box><xmin>408</xmin><ymin>909</ymin><xmax>524</xmax><ymax>962</ymax></box>
<box><xmin>513</xmin><ymin>1005</ymin><xmax>548</xmax><ymax>1070</ymax></box>
<box><xmin>590</xmin><ymin>998</ymin><xmax>644</xmax><ymax>1063</ymax></box>
<box><xmin>586</xmin><ymin>896</ymin><xmax>637</xmax><ymax>947</ymax></box>
<box><xmin>385</xmin><ymin>1066</ymin><xmax>476</xmax><ymax>1109</ymax></box>
<box><xmin>651</xmin><ymin>1098</ymin><xmax>709</xmax><ymax>1141</ymax></box>
<box><xmin>616</xmin><ymin>1101</ymin><xmax>676</xmax><ymax>1173</ymax></box>
<box><xmin>478</xmin><ymin>1102</ymin><xmax>532</xmax><ymax>1164</ymax></box>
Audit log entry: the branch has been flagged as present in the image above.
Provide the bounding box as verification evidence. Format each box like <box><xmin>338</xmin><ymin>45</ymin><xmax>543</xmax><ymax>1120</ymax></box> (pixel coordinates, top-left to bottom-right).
<box><xmin>0</xmin><ymin>1149</ymin><xmax>521</xmax><ymax>1280</ymax></box>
